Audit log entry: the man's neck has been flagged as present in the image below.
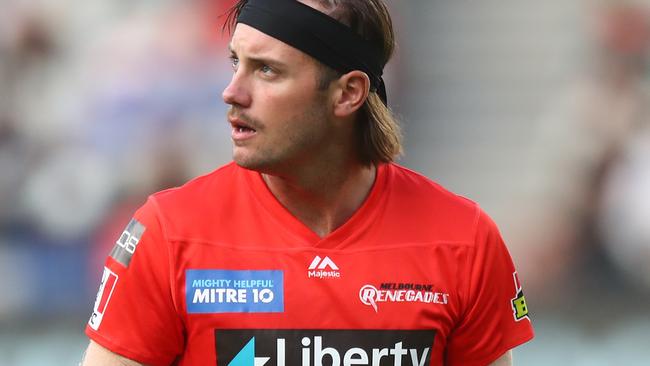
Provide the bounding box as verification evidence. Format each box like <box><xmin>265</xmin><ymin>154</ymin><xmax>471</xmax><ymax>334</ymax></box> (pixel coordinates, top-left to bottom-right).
<box><xmin>262</xmin><ymin>162</ymin><xmax>377</xmax><ymax>238</ymax></box>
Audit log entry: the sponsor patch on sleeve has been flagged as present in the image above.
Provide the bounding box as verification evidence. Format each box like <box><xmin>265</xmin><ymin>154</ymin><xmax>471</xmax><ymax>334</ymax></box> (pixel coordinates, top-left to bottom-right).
<box><xmin>511</xmin><ymin>272</ymin><xmax>530</xmax><ymax>321</ymax></box>
<box><xmin>88</xmin><ymin>267</ymin><xmax>119</xmax><ymax>330</ymax></box>
<box><xmin>109</xmin><ymin>218</ymin><xmax>146</xmax><ymax>268</ymax></box>
<box><xmin>186</xmin><ymin>270</ymin><xmax>284</xmax><ymax>314</ymax></box>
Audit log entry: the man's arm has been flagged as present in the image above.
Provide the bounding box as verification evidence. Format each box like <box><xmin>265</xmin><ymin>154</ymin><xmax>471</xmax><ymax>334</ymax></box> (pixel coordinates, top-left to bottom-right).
<box><xmin>489</xmin><ymin>350</ymin><xmax>513</xmax><ymax>366</ymax></box>
<box><xmin>80</xmin><ymin>340</ymin><xmax>145</xmax><ymax>366</ymax></box>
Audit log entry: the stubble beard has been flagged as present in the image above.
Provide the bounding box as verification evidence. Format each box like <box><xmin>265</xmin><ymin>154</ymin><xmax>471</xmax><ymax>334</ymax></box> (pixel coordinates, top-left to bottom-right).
<box><xmin>231</xmin><ymin>96</ymin><xmax>331</xmax><ymax>176</ymax></box>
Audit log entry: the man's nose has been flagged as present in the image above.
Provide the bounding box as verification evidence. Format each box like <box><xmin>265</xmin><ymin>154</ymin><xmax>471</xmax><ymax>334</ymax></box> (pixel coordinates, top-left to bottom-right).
<box><xmin>222</xmin><ymin>72</ymin><xmax>252</xmax><ymax>107</ymax></box>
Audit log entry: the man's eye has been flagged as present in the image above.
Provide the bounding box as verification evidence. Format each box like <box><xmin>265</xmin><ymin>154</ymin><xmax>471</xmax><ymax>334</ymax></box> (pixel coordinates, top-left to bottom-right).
<box><xmin>229</xmin><ymin>56</ymin><xmax>239</xmax><ymax>70</ymax></box>
<box><xmin>260</xmin><ymin>65</ymin><xmax>273</xmax><ymax>74</ymax></box>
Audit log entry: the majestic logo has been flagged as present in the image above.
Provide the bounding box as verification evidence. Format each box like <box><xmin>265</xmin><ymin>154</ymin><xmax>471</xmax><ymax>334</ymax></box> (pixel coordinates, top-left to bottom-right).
<box><xmin>307</xmin><ymin>256</ymin><xmax>340</xmax><ymax>279</ymax></box>
<box><xmin>88</xmin><ymin>267</ymin><xmax>118</xmax><ymax>330</ymax></box>
<box><xmin>511</xmin><ymin>272</ymin><xmax>530</xmax><ymax>321</ymax></box>
<box><xmin>359</xmin><ymin>283</ymin><xmax>449</xmax><ymax>313</ymax></box>
<box><xmin>216</xmin><ymin>329</ymin><xmax>435</xmax><ymax>366</ymax></box>
<box><xmin>109</xmin><ymin>218</ymin><xmax>146</xmax><ymax>267</ymax></box>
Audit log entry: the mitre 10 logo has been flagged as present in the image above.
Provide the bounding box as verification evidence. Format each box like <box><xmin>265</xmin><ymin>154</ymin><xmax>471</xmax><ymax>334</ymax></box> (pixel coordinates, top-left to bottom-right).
<box><xmin>215</xmin><ymin>329</ymin><xmax>435</xmax><ymax>366</ymax></box>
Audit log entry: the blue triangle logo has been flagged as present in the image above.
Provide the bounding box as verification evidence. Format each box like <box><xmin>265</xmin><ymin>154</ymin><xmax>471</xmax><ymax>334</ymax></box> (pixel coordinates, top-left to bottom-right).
<box><xmin>227</xmin><ymin>337</ymin><xmax>270</xmax><ymax>366</ymax></box>
<box><xmin>228</xmin><ymin>337</ymin><xmax>255</xmax><ymax>366</ymax></box>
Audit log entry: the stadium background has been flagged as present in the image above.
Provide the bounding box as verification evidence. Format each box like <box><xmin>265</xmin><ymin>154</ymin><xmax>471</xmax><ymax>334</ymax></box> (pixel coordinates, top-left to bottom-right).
<box><xmin>1</xmin><ymin>0</ymin><xmax>650</xmax><ymax>364</ymax></box>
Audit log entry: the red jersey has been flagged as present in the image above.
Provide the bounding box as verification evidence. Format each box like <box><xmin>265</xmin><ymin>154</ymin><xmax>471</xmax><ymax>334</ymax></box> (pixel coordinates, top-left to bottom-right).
<box><xmin>86</xmin><ymin>162</ymin><xmax>533</xmax><ymax>366</ymax></box>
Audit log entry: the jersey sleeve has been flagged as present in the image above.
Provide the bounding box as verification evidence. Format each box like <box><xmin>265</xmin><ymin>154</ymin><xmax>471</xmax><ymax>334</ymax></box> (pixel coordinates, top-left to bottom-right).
<box><xmin>85</xmin><ymin>197</ymin><xmax>185</xmax><ymax>366</ymax></box>
<box><xmin>445</xmin><ymin>208</ymin><xmax>534</xmax><ymax>366</ymax></box>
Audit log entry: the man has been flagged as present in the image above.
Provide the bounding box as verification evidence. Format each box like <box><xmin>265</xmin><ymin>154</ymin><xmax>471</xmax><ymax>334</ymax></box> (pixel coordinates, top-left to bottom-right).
<box><xmin>81</xmin><ymin>1</ymin><xmax>533</xmax><ymax>365</ymax></box>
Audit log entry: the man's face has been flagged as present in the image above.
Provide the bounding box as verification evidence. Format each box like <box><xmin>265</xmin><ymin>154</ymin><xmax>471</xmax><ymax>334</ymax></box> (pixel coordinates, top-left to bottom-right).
<box><xmin>223</xmin><ymin>23</ymin><xmax>334</xmax><ymax>174</ymax></box>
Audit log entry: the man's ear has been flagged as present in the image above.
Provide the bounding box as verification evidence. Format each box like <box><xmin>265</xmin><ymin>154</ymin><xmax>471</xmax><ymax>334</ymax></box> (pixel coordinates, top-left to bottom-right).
<box><xmin>332</xmin><ymin>70</ymin><xmax>370</xmax><ymax>118</ymax></box>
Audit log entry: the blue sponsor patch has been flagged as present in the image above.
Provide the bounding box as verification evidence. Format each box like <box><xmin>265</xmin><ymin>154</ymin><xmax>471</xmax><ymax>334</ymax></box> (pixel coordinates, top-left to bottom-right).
<box><xmin>186</xmin><ymin>270</ymin><xmax>284</xmax><ymax>314</ymax></box>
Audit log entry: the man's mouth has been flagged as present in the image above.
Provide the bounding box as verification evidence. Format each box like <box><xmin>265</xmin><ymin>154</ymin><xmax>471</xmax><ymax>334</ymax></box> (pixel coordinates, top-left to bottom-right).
<box><xmin>229</xmin><ymin>114</ymin><xmax>257</xmax><ymax>132</ymax></box>
<box><xmin>230</xmin><ymin>116</ymin><xmax>258</xmax><ymax>141</ymax></box>
<box><xmin>233</xmin><ymin>124</ymin><xmax>256</xmax><ymax>133</ymax></box>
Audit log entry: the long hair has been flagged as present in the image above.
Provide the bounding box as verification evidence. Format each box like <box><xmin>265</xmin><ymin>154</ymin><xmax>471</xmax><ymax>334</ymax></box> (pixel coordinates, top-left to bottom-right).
<box><xmin>224</xmin><ymin>0</ymin><xmax>403</xmax><ymax>165</ymax></box>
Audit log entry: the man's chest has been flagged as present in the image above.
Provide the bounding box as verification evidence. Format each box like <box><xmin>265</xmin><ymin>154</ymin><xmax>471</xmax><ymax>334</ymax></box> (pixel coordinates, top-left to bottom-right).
<box><xmin>171</xmin><ymin>241</ymin><xmax>467</xmax><ymax>365</ymax></box>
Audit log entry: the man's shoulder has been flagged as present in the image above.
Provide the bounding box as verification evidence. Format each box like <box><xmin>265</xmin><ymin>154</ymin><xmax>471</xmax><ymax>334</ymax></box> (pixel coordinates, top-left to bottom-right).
<box><xmin>387</xmin><ymin>163</ymin><xmax>478</xmax><ymax>213</ymax></box>
<box><xmin>384</xmin><ymin>163</ymin><xmax>482</xmax><ymax>243</ymax></box>
<box><xmin>143</xmin><ymin>162</ymin><xmax>249</xmax><ymax>237</ymax></box>
<box><xmin>150</xmin><ymin>162</ymin><xmax>241</xmax><ymax>206</ymax></box>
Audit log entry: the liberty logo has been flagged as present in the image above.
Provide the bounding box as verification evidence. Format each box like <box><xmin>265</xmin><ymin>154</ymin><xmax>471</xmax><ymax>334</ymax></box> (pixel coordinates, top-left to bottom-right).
<box><xmin>227</xmin><ymin>337</ymin><xmax>271</xmax><ymax>366</ymax></box>
<box><xmin>217</xmin><ymin>330</ymin><xmax>435</xmax><ymax>366</ymax></box>
<box><xmin>307</xmin><ymin>256</ymin><xmax>340</xmax><ymax>279</ymax></box>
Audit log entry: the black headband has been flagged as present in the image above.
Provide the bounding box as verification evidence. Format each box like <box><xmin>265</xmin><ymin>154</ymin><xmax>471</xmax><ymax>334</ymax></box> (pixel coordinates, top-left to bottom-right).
<box><xmin>237</xmin><ymin>0</ymin><xmax>388</xmax><ymax>104</ymax></box>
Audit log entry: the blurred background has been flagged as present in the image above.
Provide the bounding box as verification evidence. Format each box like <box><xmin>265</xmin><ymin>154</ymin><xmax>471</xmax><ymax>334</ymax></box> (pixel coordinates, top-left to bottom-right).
<box><xmin>1</xmin><ymin>0</ymin><xmax>649</xmax><ymax>364</ymax></box>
